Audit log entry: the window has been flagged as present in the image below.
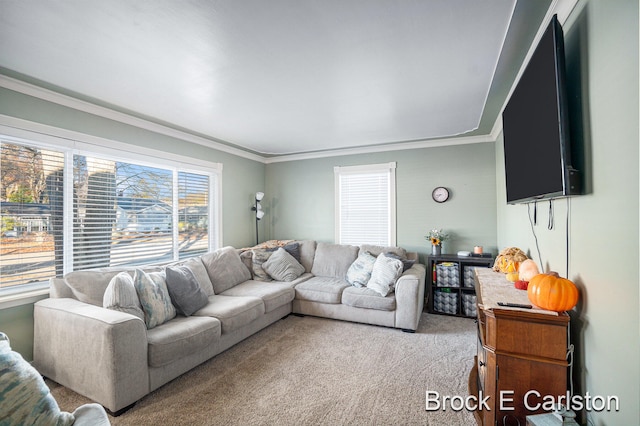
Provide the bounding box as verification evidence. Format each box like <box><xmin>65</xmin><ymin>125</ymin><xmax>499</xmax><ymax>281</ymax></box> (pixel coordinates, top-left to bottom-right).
<box><xmin>334</xmin><ymin>162</ymin><xmax>396</xmax><ymax>246</ymax></box>
<box><xmin>1</xmin><ymin>133</ymin><xmax>221</xmax><ymax>295</ymax></box>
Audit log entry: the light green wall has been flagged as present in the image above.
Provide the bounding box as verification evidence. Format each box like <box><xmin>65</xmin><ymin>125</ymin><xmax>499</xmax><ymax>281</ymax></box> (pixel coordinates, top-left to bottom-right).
<box><xmin>496</xmin><ymin>1</ymin><xmax>639</xmax><ymax>424</ymax></box>
<box><xmin>265</xmin><ymin>142</ymin><xmax>497</xmax><ymax>261</ymax></box>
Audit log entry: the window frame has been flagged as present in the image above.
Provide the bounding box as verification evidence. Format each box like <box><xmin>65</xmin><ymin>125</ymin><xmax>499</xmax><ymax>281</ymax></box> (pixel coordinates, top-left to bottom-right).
<box><xmin>0</xmin><ymin>123</ymin><xmax>223</xmax><ymax>305</ymax></box>
<box><xmin>334</xmin><ymin>162</ymin><xmax>397</xmax><ymax>247</ymax></box>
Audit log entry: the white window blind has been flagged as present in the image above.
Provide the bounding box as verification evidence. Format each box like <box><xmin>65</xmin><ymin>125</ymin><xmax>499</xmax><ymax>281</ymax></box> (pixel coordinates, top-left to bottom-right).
<box><xmin>0</xmin><ymin>142</ymin><xmax>65</xmax><ymax>289</ymax></box>
<box><xmin>177</xmin><ymin>171</ymin><xmax>209</xmax><ymax>259</ymax></box>
<box><xmin>0</xmin><ymin>132</ymin><xmax>221</xmax><ymax>292</ymax></box>
<box><xmin>73</xmin><ymin>156</ymin><xmax>175</xmax><ymax>270</ymax></box>
<box><xmin>335</xmin><ymin>162</ymin><xmax>396</xmax><ymax>246</ymax></box>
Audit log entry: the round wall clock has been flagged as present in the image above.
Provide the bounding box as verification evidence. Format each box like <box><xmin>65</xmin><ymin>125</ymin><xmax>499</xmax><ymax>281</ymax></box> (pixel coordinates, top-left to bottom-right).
<box><xmin>432</xmin><ymin>187</ymin><xmax>450</xmax><ymax>203</ymax></box>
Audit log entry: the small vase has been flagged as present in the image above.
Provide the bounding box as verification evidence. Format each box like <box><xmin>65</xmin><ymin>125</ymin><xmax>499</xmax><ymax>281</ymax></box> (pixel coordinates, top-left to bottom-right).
<box><xmin>432</xmin><ymin>244</ymin><xmax>442</xmax><ymax>256</ymax></box>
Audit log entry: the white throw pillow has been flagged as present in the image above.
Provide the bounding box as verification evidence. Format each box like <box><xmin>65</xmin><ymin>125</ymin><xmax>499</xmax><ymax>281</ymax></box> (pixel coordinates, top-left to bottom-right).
<box><xmin>103</xmin><ymin>272</ymin><xmax>145</xmax><ymax>321</ymax></box>
<box><xmin>367</xmin><ymin>253</ymin><xmax>404</xmax><ymax>297</ymax></box>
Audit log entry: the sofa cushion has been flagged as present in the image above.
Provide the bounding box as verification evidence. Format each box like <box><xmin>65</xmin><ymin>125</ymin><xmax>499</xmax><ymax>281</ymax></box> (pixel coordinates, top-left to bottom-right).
<box><xmin>194</xmin><ymin>295</ymin><xmax>265</xmax><ymax>334</ymax></box>
<box><xmin>220</xmin><ymin>281</ymin><xmax>295</xmax><ymax>313</ymax></box>
<box><xmin>294</xmin><ymin>276</ymin><xmax>350</xmax><ymax>304</ymax></box>
<box><xmin>146</xmin><ymin>316</ymin><xmax>221</xmax><ymax>367</ymax></box>
<box><xmin>342</xmin><ymin>286</ymin><xmax>397</xmax><ymax>311</ymax></box>
<box><xmin>359</xmin><ymin>244</ymin><xmax>407</xmax><ymax>259</ymax></box>
<box><xmin>296</xmin><ymin>240</ymin><xmax>317</xmax><ymax>273</ymax></box>
<box><xmin>102</xmin><ymin>272</ymin><xmax>145</xmax><ymax>321</ymax></box>
<box><xmin>345</xmin><ymin>251</ymin><xmax>377</xmax><ymax>288</ymax></box>
<box><xmin>134</xmin><ymin>269</ymin><xmax>176</xmax><ymax>329</ymax></box>
<box><xmin>201</xmin><ymin>246</ymin><xmax>252</xmax><ymax>294</ymax></box>
<box><xmin>383</xmin><ymin>252</ymin><xmax>416</xmax><ymax>272</ymax></box>
<box><xmin>366</xmin><ymin>254</ymin><xmax>404</xmax><ymax>297</ymax></box>
<box><xmin>250</xmin><ymin>249</ymin><xmax>274</xmax><ymax>282</ymax></box>
<box><xmin>310</xmin><ymin>243</ymin><xmax>359</xmax><ymax>278</ymax></box>
<box><xmin>165</xmin><ymin>265</ymin><xmax>209</xmax><ymax>316</ymax></box>
<box><xmin>0</xmin><ymin>332</ymin><xmax>75</xmax><ymax>426</ymax></box>
<box><xmin>62</xmin><ymin>265</ymin><xmax>166</xmax><ymax>306</ymax></box>
<box><xmin>168</xmin><ymin>257</ymin><xmax>215</xmax><ymax>296</ymax></box>
<box><xmin>262</xmin><ymin>248</ymin><xmax>305</xmax><ymax>282</ymax></box>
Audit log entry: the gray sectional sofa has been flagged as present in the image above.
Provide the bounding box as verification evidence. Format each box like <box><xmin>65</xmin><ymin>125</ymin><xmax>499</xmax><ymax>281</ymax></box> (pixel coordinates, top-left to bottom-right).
<box><xmin>33</xmin><ymin>240</ymin><xmax>425</xmax><ymax>414</ymax></box>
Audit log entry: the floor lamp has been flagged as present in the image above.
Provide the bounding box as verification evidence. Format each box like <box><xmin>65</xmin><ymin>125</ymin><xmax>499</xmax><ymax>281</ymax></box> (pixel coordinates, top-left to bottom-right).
<box><xmin>251</xmin><ymin>192</ymin><xmax>265</xmax><ymax>245</ymax></box>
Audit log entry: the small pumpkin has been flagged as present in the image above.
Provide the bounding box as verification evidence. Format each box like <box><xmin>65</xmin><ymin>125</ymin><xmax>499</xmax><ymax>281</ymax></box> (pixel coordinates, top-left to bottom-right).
<box><xmin>527</xmin><ymin>273</ymin><xmax>579</xmax><ymax>312</ymax></box>
<box><xmin>518</xmin><ymin>259</ymin><xmax>540</xmax><ymax>282</ymax></box>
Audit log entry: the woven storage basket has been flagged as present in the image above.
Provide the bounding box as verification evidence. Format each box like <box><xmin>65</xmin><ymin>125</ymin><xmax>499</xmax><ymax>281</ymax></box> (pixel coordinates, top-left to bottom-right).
<box><xmin>434</xmin><ymin>290</ymin><xmax>458</xmax><ymax>315</ymax></box>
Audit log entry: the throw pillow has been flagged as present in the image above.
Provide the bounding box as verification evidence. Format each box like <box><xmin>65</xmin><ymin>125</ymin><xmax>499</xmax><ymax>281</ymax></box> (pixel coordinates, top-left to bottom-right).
<box><xmin>133</xmin><ymin>269</ymin><xmax>176</xmax><ymax>329</ymax></box>
<box><xmin>281</xmin><ymin>242</ymin><xmax>301</xmax><ymax>263</ymax></box>
<box><xmin>165</xmin><ymin>265</ymin><xmax>209</xmax><ymax>316</ymax></box>
<box><xmin>251</xmin><ymin>249</ymin><xmax>274</xmax><ymax>282</ymax></box>
<box><xmin>383</xmin><ymin>252</ymin><xmax>416</xmax><ymax>272</ymax></box>
<box><xmin>0</xmin><ymin>332</ymin><xmax>75</xmax><ymax>426</ymax></box>
<box><xmin>367</xmin><ymin>253</ymin><xmax>404</xmax><ymax>297</ymax></box>
<box><xmin>262</xmin><ymin>247</ymin><xmax>305</xmax><ymax>282</ymax></box>
<box><xmin>103</xmin><ymin>272</ymin><xmax>144</xmax><ymax>321</ymax></box>
<box><xmin>345</xmin><ymin>251</ymin><xmax>377</xmax><ymax>287</ymax></box>
<box><xmin>201</xmin><ymin>246</ymin><xmax>252</xmax><ymax>293</ymax></box>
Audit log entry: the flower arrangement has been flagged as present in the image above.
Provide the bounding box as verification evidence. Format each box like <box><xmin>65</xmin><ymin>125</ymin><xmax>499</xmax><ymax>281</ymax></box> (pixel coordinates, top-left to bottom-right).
<box><xmin>426</xmin><ymin>229</ymin><xmax>449</xmax><ymax>246</ymax></box>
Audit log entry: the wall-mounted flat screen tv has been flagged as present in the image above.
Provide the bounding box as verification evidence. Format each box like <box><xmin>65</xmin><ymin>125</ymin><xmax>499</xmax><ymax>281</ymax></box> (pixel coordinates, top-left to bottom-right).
<box><xmin>502</xmin><ymin>14</ymin><xmax>580</xmax><ymax>204</ymax></box>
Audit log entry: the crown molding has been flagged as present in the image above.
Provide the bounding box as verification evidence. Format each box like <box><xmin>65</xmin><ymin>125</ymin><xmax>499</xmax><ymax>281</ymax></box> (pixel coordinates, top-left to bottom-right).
<box><xmin>264</xmin><ymin>133</ymin><xmax>495</xmax><ymax>163</ymax></box>
<box><xmin>1</xmin><ymin>73</ymin><xmax>501</xmax><ymax>165</ymax></box>
<box><xmin>0</xmin><ymin>74</ymin><xmax>264</xmax><ymax>163</ymax></box>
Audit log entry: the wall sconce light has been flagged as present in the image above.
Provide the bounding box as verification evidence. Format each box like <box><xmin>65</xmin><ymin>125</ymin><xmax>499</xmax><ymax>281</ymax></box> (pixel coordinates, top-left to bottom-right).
<box><xmin>251</xmin><ymin>192</ymin><xmax>265</xmax><ymax>245</ymax></box>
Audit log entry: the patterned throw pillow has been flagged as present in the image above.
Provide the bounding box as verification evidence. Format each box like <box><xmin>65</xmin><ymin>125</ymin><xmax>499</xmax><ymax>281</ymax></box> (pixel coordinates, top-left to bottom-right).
<box><xmin>133</xmin><ymin>269</ymin><xmax>176</xmax><ymax>329</ymax></box>
<box><xmin>251</xmin><ymin>249</ymin><xmax>274</xmax><ymax>282</ymax></box>
<box><xmin>367</xmin><ymin>253</ymin><xmax>404</xmax><ymax>297</ymax></box>
<box><xmin>262</xmin><ymin>247</ymin><xmax>305</xmax><ymax>282</ymax></box>
<box><xmin>0</xmin><ymin>333</ymin><xmax>75</xmax><ymax>426</ymax></box>
<box><xmin>345</xmin><ymin>251</ymin><xmax>377</xmax><ymax>287</ymax></box>
<box><xmin>103</xmin><ymin>272</ymin><xmax>145</xmax><ymax>321</ymax></box>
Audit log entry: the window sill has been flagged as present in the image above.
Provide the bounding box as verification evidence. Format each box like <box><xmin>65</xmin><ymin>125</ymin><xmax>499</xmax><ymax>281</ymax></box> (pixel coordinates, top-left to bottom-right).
<box><xmin>0</xmin><ymin>286</ymin><xmax>50</xmax><ymax>309</ymax></box>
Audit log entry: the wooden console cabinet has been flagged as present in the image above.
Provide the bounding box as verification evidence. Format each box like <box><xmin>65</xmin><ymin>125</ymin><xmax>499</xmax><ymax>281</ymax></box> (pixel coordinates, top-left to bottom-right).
<box><xmin>471</xmin><ymin>268</ymin><xmax>570</xmax><ymax>425</ymax></box>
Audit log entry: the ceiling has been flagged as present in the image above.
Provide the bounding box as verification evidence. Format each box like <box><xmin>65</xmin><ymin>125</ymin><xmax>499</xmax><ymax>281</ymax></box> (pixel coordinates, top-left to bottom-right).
<box><xmin>0</xmin><ymin>0</ymin><xmax>561</xmax><ymax>157</ymax></box>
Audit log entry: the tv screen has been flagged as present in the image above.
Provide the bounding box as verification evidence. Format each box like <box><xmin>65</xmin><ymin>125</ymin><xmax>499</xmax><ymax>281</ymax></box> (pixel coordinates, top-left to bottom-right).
<box><xmin>502</xmin><ymin>15</ymin><xmax>580</xmax><ymax>204</ymax></box>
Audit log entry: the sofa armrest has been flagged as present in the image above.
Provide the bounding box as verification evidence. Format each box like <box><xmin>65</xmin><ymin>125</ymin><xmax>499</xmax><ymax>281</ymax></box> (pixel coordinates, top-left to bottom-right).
<box><xmin>394</xmin><ymin>264</ymin><xmax>426</xmax><ymax>331</ymax></box>
<box><xmin>34</xmin><ymin>298</ymin><xmax>149</xmax><ymax>413</ymax></box>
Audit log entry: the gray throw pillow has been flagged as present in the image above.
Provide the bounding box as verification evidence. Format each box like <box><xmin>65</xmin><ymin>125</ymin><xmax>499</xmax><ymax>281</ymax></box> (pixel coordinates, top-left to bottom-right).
<box><xmin>165</xmin><ymin>265</ymin><xmax>209</xmax><ymax>316</ymax></box>
<box><xmin>103</xmin><ymin>272</ymin><xmax>144</xmax><ymax>321</ymax></box>
<box><xmin>262</xmin><ymin>248</ymin><xmax>305</xmax><ymax>282</ymax></box>
<box><xmin>281</xmin><ymin>242</ymin><xmax>301</xmax><ymax>262</ymax></box>
<box><xmin>133</xmin><ymin>269</ymin><xmax>176</xmax><ymax>329</ymax></box>
<box><xmin>345</xmin><ymin>251</ymin><xmax>377</xmax><ymax>287</ymax></box>
<box><xmin>367</xmin><ymin>253</ymin><xmax>404</xmax><ymax>297</ymax></box>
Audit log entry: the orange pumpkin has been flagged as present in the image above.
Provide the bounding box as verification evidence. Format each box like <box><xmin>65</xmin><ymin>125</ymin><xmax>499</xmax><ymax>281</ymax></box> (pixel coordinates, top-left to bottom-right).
<box><xmin>527</xmin><ymin>273</ymin><xmax>578</xmax><ymax>312</ymax></box>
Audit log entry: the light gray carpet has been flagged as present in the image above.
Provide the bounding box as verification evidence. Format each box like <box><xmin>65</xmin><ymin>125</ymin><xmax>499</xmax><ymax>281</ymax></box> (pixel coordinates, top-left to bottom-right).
<box><xmin>49</xmin><ymin>313</ymin><xmax>477</xmax><ymax>425</ymax></box>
